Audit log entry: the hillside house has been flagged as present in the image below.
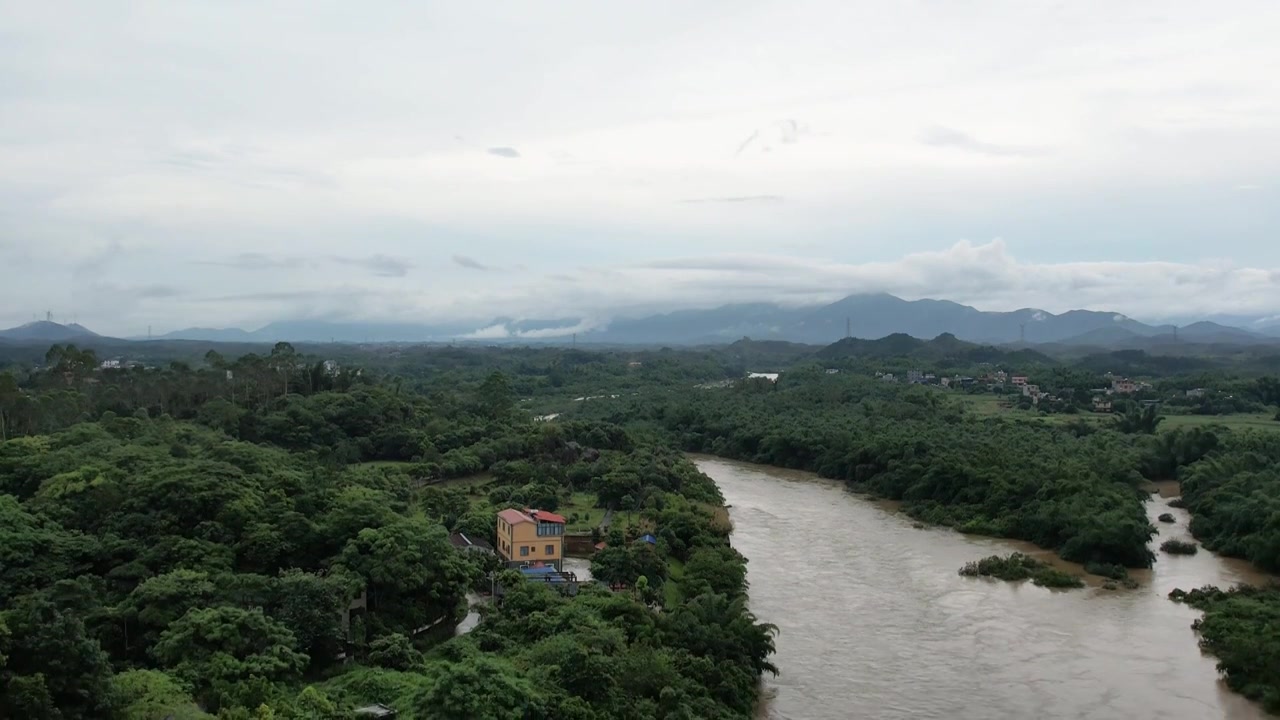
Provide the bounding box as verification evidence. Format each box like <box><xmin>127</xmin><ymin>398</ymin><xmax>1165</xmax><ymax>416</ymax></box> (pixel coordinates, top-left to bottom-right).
<box><xmin>907</xmin><ymin>370</ymin><xmax>925</xmax><ymax>384</ymax></box>
<box><xmin>496</xmin><ymin>508</ymin><xmax>565</xmax><ymax>571</ymax></box>
<box><xmin>1186</xmin><ymin>388</ymin><xmax>1207</xmax><ymax>398</ymax></box>
<box><xmin>1011</xmin><ymin>376</ymin><xmax>1029</xmax><ymax>387</ymax></box>
<box><xmin>1111</xmin><ymin>378</ymin><xmax>1138</xmax><ymax>394</ymax></box>
<box><xmin>1093</xmin><ymin>397</ymin><xmax>1113</xmax><ymax>412</ymax></box>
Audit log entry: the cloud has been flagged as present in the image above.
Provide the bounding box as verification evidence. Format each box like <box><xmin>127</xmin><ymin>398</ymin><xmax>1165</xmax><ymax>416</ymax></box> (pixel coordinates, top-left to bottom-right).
<box><xmin>452</xmin><ymin>255</ymin><xmax>490</xmax><ymax>271</ymax></box>
<box><xmin>106</xmin><ymin>283</ymin><xmax>184</xmax><ymax>299</ymax></box>
<box><xmin>459</xmin><ymin>317</ymin><xmax>602</xmax><ymax>340</ymax></box>
<box><xmin>197</xmin><ymin>253</ymin><xmax>308</xmax><ymax>270</ymax></box>
<box><xmin>919</xmin><ymin>126</ymin><xmax>1042</xmax><ymax>157</ymax></box>
<box><xmin>334</xmin><ymin>254</ymin><xmax>412</xmax><ymax>277</ymax></box>
<box><xmin>486</xmin><ymin>147</ymin><xmax>521</xmax><ymax>158</ymax></box>
<box><xmin>1235</xmin><ymin>184</ymin><xmax>1263</xmax><ymax>191</ymax></box>
<box><xmin>679</xmin><ymin>195</ymin><xmax>784</xmax><ymax>204</ymax></box>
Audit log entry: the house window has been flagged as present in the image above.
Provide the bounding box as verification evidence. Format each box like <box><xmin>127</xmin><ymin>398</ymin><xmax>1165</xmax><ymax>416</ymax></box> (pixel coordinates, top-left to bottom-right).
<box><xmin>545</xmin><ymin>545</ymin><xmax>555</xmax><ymax>556</ymax></box>
<box><xmin>520</xmin><ymin>546</ymin><xmax>529</xmax><ymax>557</ymax></box>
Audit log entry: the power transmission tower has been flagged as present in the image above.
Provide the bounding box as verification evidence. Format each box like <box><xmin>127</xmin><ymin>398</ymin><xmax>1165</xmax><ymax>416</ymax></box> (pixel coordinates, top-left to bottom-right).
<box><xmin>1019</xmin><ymin>323</ymin><xmax>1026</xmax><ymax>343</ymax></box>
<box><xmin>845</xmin><ymin>317</ymin><xmax>851</xmax><ymax>339</ymax></box>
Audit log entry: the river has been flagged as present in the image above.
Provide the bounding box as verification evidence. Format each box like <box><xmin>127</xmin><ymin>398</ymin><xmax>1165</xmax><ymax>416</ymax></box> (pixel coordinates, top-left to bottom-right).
<box><xmin>694</xmin><ymin>456</ymin><xmax>1272</xmax><ymax>720</ymax></box>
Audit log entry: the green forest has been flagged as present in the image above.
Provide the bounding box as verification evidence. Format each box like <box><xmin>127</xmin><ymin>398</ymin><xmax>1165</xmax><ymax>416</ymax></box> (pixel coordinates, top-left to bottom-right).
<box><xmin>2</xmin><ymin>338</ymin><xmax>1280</xmax><ymax>716</ymax></box>
<box><xmin>0</xmin><ymin>344</ymin><xmax>773</xmax><ymax>719</ymax></box>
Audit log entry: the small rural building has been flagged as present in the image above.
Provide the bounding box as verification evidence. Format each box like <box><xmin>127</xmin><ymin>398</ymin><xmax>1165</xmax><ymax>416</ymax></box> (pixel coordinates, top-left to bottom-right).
<box><xmin>449</xmin><ymin>532</ymin><xmax>494</xmax><ymax>554</ymax></box>
<box><xmin>354</xmin><ymin>704</ymin><xmax>397</xmax><ymax>718</ymax></box>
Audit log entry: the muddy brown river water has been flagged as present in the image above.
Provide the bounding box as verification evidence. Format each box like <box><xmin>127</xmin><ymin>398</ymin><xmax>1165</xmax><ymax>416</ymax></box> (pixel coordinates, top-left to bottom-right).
<box><xmin>693</xmin><ymin>457</ymin><xmax>1272</xmax><ymax>720</ymax></box>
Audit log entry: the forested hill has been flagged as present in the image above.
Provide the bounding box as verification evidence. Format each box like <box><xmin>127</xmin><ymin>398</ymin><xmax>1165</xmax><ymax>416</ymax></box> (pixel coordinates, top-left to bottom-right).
<box><xmin>0</xmin><ymin>344</ymin><xmax>776</xmax><ymax>719</ymax></box>
<box><xmin>814</xmin><ymin>332</ymin><xmax>1056</xmax><ymax>365</ymax></box>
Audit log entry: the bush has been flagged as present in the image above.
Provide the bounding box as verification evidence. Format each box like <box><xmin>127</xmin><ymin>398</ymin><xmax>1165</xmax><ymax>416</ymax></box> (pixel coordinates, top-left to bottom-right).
<box><xmin>1084</xmin><ymin>561</ymin><xmax>1129</xmax><ymax>580</ymax></box>
<box><xmin>959</xmin><ymin>553</ymin><xmax>1084</xmax><ymax>588</ymax></box>
<box><xmin>367</xmin><ymin>633</ymin><xmax>423</xmax><ymax>670</ymax></box>
<box><xmin>1157</xmin><ymin>513</ymin><xmax>1176</xmax><ymax>523</ymax></box>
<box><xmin>1160</xmin><ymin>539</ymin><xmax>1198</xmax><ymax>555</ymax></box>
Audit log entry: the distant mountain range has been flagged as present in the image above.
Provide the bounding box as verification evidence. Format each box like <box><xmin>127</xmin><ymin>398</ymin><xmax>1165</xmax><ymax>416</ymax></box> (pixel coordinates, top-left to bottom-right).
<box><xmin>0</xmin><ymin>320</ymin><xmax>101</xmax><ymax>342</ymax></box>
<box><xmin>4</xmin><ymin>293</ymin><xmax>1280</xmax><ymax>348</ymax></box>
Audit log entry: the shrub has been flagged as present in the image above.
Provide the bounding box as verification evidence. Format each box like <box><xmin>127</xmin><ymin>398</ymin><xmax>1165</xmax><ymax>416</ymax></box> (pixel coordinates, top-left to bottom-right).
<box><xmin>959</xmin><ymin>553</ymin><xmax>1083</xmax><ymax>588</ymax></box>
<box><xmin>1160</xmin><ymin>539</ymin><xmax>1198</xmax><ymax>555</ymax></box>
<box><xmin>367</xmin><ymin>633</ymin><xmax>423</xmax><ymax>671</ymax></box>
<box><xmin>1084</xmin><ymin>561</ymin><xmax>1128</xmax><ymax>580</ymax></box>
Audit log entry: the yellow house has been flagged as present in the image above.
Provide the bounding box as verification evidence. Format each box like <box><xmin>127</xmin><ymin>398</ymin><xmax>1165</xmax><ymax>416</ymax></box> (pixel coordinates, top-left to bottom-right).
<box><xmin>496</xmin><ymin>508</ymin><xmax>565</xmax><ymax>571</ymax></box>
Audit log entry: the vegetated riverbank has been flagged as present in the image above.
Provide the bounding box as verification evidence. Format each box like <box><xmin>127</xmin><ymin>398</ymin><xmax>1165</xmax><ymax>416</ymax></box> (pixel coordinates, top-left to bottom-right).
<box><xmin>1169</xmin><ymin>585</ymin><xmax>1280</xmax><ymax>715</ymax></box>
<box><xmin>588</xmin><ymin>374</ymin><xmax>1158</xmax><ymax>569</ymax></box>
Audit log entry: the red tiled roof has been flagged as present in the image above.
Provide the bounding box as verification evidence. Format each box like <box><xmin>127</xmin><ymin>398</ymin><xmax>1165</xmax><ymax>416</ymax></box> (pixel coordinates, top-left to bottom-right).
<box><xmin>531</xmin><ymin>509</ymin><xmax>566</xmax><ymax>524</ymax></box>
<box><xmin>497</xmin><ymin>508</ymin><xmax>532</xmax><ymax>525</ymax></box>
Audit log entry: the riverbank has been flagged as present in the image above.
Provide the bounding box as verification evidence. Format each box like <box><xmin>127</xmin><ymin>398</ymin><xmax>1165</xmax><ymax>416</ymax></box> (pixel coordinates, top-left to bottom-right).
<box><xmin>695</xmin><ymin>455</ymin><xmax>1272</xmax><ymax>720</ymax></box>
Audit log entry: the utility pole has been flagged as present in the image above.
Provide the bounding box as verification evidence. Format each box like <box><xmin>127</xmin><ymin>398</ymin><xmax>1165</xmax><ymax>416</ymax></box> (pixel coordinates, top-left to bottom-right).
<box><xmin>846</xmin><ymin>317</ymin><xmax>851</xmax><ymax>339</ymax></box>
<box><xmin>1019</xmin><ymin>323</ymin><xmax>1026</xmax><ymax>343</ymax></box>
<box><xmin>1173</xmin><ymin>325</ymin><xmax>1179</xmax><ymax>343</ymax></box>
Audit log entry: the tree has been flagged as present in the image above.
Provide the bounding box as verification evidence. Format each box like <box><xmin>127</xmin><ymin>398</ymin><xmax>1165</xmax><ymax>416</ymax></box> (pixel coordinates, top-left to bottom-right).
<box><xmin>336</xmin><ymin>518</ymin><xmax>473</xmax><ymax>634</ymax></box>
<box><xmin>0</xmin><ymin>371</ymin><xmax>19</xmax><ymax>441</ymax></box>
<box><xmin>270</xmin><ymin>569</ymin><xmax>359</xmax><ymax>668</ymax></box>
<box><xmin>1113</xmin><ymin>405</ymin><xmax>1165</xmax><ymax>434</ymax></box>
<box><xmin>367</xmin><ymin>633</ymin><xmax>422</xmax><ymax>670</ymax></box>
<box><xmin>477</xmin><ymin>372</ymin><xmax>514</xmax><ymax>418</ymax></box>
<box><xmin>682</xmin><ymin>546</ymin><xmax>748</xmax><ymax>599</ymax></box>
<box><xmin>151</xmin><ymin>606</ymin><xmax>307</xmax><ymax>709</ymax></box>
<box><xmin>413</xmin><ymin>656</ymin><xmax>545</xmax><ymax>720</ymax></box>
<box><xmin>269</xmin><ymin>343</ymin><xmax>298</xmax><ymax>399</ymax></box>
<box><xmin>0</xmin><ymin>594</ymin><xmax>118</xmax><ymax>720</ymax></box>
<box><xmin>113</xmin><ymin>669</ymin><xmax>210</xmax><ymax>720</ymax></box>
<box><xmin>120</xmin><ymin>569</ymin><xmax>219</xmax><ymax>656</ymax></box>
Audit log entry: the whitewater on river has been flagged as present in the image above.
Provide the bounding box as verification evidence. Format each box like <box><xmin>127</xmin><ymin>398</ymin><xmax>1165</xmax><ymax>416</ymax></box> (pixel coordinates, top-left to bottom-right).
<box><xmin>693</xmin><ymin>456</ymin><xmax>1272</xmax><ymax>720</ymax></box>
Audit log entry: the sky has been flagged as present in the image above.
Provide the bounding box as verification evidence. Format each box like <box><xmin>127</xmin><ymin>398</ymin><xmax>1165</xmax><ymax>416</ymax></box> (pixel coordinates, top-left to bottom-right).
<box><xmin>1</xmin><ymin>0</ymin><xmax>1278</xmax><ymax>336</ymax></box>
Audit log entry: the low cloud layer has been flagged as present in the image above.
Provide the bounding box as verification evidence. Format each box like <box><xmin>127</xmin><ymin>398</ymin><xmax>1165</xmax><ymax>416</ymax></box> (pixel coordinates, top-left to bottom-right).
<box><xmin>5</xmin><ymin>240</ymin><xmax>1280</xmax><ymax>334</ymax></box>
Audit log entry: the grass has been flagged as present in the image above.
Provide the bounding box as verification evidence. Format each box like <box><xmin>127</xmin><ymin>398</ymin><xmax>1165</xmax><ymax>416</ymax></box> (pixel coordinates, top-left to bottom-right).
<box><xmin>953</xmin><ymin>393</ymin><xmax>1280</xmax><ymax>433</ymax></box>
<box><xmin>664</xmin><ymin>558</ymin><xmax>685</xmax><ymax>607</ymax></box>
<box><xmin>436</xmin><ymin>472</ymin><xmax>494</xmax><ymax>489</ymax></box>
<box><xmin>1158</xmin><ymin>413</ymin><xmax>1279</xmax><ymax>432</ymax></box>
<box><xmin>353</xmin><ymin>460</ymin><xmax>414</xmax><ymax>469</ymax></box>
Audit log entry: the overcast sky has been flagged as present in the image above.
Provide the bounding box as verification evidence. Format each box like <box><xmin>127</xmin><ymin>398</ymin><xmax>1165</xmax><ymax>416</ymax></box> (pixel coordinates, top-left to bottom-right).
<box><xmin>2</xmin><ymin>1</ymin><xmax>1278</xmax><ymax>335</ymax></box>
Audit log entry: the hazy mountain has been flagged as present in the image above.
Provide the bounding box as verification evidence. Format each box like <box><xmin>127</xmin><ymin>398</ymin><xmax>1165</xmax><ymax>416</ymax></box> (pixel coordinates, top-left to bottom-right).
<box><xmin>580</xmin><ymin>293</ymin><xmax>1190</xmax><ymax>346</ymax></box>
<box><xmin>0</xmin><ymin>320</ymin><xmax>100</xmax><ymax>342</ymax></box>
<box><xmin>158</xmin><ymin>320</ymin><xmax>477</xmax><ymax>343</ymax></box>
<box><xmin>130</xmin><ymin>293</ymin><xmax>1280</xmax><ymax>347</ymax></box>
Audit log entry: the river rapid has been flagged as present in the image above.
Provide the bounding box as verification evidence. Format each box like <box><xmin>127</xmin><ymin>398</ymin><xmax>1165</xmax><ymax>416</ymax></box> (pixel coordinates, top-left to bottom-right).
<box><xmin>693</xmin><ymin>456</ymin><xmax>1272</xmax><ymax>720</ymax></box>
